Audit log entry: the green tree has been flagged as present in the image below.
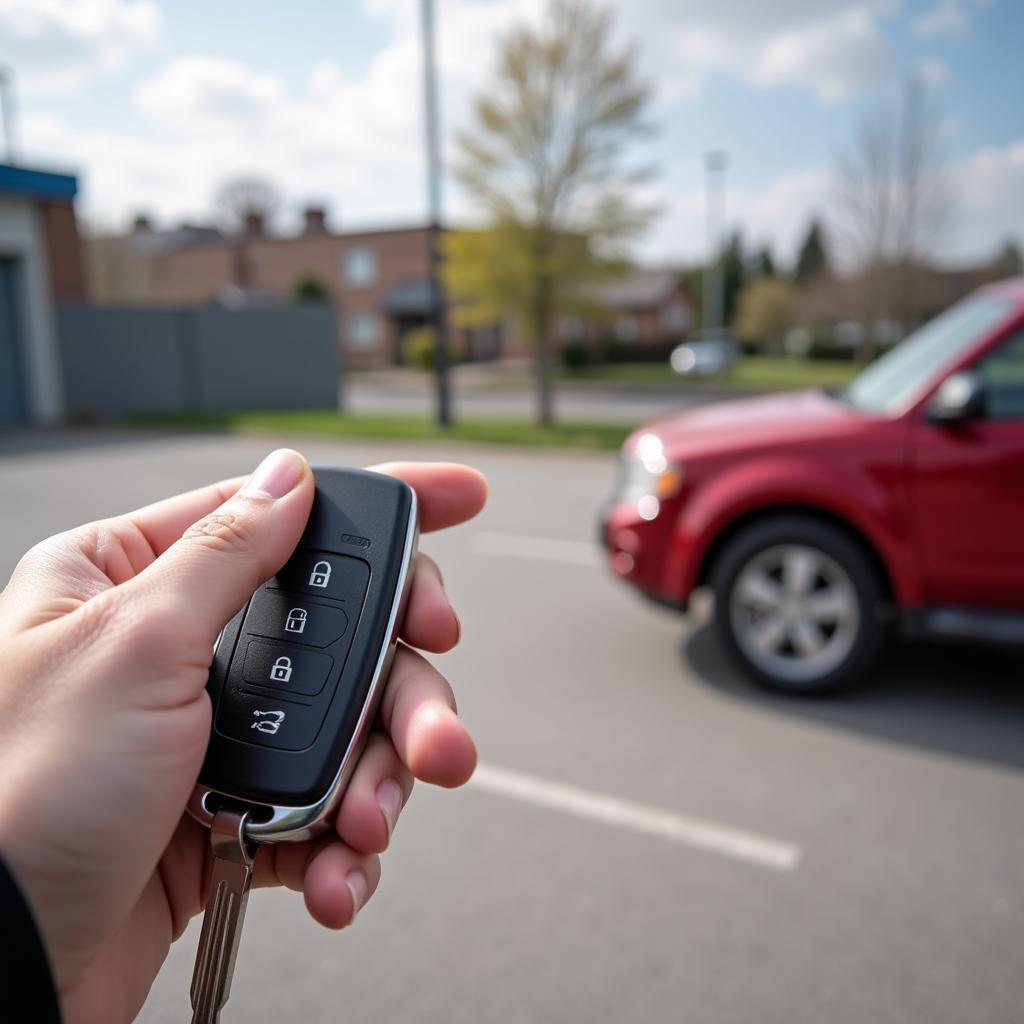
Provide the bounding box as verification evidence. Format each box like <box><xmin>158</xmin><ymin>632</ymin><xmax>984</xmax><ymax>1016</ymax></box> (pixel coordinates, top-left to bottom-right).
<box><xmin>453</xmin><ymin>0</ymin><xmax>654</xmax><ymax>426</ymax></box>
<box><xmin>794</xmin><ymin>219</ymin><xmax>829</xmax><ymax>283</ymax></box>
<box><xmin>721</xmin><ymin>230</ymin><xmax>747</xmax><ymax>327</ymax></box>
<box><xmin>734</xmin><ymin>277</ymin><xmax>798</xmax><ymax>353</ymax></box>
<box><xmin>756</xmin><ymin>245</ymin><xmax>776</xmax><ymax>278</ymax></box>
<box><xmin>991</xmin><ymin>239</ymin><xmax>1023</xmax><ymax>277</ymax></box>
<box><xmin>291</xmin><ymin>272</ymin><xmax>330</xmax><ymax>303</ymax></box>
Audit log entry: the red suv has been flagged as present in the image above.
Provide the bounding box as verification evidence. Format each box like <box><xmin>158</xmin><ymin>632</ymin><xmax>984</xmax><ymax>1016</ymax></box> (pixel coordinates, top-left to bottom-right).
<box><xmin>601</xmin><ymin>278</ymin><xmax>1024</xmax><ymax>692</ymax></box>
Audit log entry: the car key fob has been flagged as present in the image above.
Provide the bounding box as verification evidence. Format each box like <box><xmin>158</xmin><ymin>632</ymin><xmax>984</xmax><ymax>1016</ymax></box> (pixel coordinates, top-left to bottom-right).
<box><xmin>188</xmin><ymin>465</ymin><xmax>418</xmax><ymax>843</ymax></box>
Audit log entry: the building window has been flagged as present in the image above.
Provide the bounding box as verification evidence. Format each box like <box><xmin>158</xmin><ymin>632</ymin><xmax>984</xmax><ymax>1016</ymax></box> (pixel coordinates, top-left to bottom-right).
<box><xmin>347</xmin><ymin>311</ymin><xmax>379</xmax><ymax>349</ymax></box>
<box><xmin>342</xmin><ymin>246</ymin><xmax>377</xmax><ymax>287</ymax></box>
<box><xmin>614</xmin><ymin>315</ymin><xmax>638</xmax><ymax>343</ymax></box>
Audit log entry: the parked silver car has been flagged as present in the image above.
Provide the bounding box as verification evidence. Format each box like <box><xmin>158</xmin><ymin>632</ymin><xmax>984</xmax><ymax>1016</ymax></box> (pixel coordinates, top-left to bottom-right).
<box><xmin>669</xmin><ymin>331</ymin><xmax>742</xmax><ymax>376</ymax></box>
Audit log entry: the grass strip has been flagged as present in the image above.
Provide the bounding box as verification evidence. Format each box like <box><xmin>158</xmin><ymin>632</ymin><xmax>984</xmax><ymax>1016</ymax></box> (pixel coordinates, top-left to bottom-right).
<box><xmin>133</xmin><ymin>412</ymin><xmax>636</xmax><ymax>451</ymax></box>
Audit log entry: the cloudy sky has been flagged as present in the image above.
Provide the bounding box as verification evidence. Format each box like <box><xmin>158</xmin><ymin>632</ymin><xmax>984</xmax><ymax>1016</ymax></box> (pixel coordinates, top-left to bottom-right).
<box><xmin>2</xmin><ymin>0</ymin><xmax>1022</xmax><ymax>270</ymax></box>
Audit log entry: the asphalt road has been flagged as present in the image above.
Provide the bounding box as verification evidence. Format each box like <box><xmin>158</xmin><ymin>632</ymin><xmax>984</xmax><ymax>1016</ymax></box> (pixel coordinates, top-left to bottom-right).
<box><xmin>2</xmin><ymin>430</ymin><xmax>1023</xmax><ymax>1024</ymax></box>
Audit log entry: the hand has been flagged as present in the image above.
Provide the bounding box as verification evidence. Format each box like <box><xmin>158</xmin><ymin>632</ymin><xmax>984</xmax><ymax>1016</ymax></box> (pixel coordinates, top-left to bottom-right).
<box><xmin>0</xmin><ymin>449</ymin><xmax>487</xmax><ymax>1024</ymax></box>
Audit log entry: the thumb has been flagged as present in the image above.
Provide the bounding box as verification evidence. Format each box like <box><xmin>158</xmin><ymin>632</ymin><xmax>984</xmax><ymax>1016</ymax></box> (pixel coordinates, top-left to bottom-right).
<box><xmin>127</xmin><ymin>448</ymin><xmax>315</xmax><ymax>647</ymax></box>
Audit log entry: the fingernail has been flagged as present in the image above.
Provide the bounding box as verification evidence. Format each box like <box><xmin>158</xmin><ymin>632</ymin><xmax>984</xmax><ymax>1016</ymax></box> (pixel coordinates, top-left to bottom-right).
<box><xmin>241</xmin><ymin>449</ymin><xmax>306</xmax><ymax>499</ymax></box>
<box><xmin>451</xmin><ymin>604</ymin><xmax>462</xmax><ymax>646</ymax></box>
<box><xmin>346</xmin><ymin>869</ymin><xmax>367</xmax><ymax>919</ymax></box>
<box><xmin>376</xmin><ymin>778</ymin><xmax>403</xmax><ymax>839</ymax></box>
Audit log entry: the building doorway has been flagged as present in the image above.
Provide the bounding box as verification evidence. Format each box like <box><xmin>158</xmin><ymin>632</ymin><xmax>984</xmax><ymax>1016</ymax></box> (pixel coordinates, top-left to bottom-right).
<box><xmin>0</xmin><ymin>257</ymin><xmax>26</xmax><ymax>425</ymax></box>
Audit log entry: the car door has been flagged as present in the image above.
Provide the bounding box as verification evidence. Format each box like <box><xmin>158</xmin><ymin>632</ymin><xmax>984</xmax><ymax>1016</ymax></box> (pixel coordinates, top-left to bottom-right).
<box><xmin>910</xmin><ymin>329</ymin><xmax>1024</xmax><ymax>608</ymax></box>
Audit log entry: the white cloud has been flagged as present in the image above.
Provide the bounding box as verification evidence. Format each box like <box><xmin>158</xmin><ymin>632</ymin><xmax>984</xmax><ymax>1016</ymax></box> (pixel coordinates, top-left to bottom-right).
<box><xmin>940</xmin><ymin>139</ymin><xmax>1024</xmax><ymax>265</ymax></box>
<box><xmin>616</xmin><ymin>0</ymin><xmax>896</xmax><ymax>107</ymax></box>
<box><xmin>748</xmin><ymin>9</ymin><xmax>890</xmax><ymax>104</ymax></box>
<box><xmin>639</xmin><ymin>138</ymin><xmax>1024</xmax><ymax>271</ymax></box>
<box><xmin>26</xmin><ymin>51</ymin><xmax>432</xmax><ymax>230</ymax></box>
<box><xmin>912</xmin><ymin>0</ymin><xmax>970</xmax><ymax>36</ymax></box>
<box><xmin>914</xmin><ymin>57</ymin><xmax>951</xmax><ymax>89</ymax></box>
<box><xmin>0</xmin><ymin>0</ymin><xmax>160</xmax><ymax>95</ymax></box>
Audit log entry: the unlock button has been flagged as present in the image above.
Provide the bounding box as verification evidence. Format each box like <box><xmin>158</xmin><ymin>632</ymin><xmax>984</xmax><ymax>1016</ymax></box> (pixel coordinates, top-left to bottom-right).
<box><xmin>242</xmin><ymin>591</ymin><xmax>349</xmax><ymax>648</ymax></box>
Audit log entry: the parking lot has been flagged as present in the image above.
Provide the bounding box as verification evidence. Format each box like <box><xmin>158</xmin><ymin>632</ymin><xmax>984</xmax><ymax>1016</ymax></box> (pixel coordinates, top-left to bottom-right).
<box><xmin>2</xmin><ymin>430</ymin><xmax>1022</xmax><ymax>1024</ymax></box>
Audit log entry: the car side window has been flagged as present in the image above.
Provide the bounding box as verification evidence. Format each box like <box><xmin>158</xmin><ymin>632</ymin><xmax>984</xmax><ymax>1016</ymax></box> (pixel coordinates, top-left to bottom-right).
<box><xmin>979</xmin><ymin>331</ymin><xmax>1024</xmax><ymax>420</ymax></box>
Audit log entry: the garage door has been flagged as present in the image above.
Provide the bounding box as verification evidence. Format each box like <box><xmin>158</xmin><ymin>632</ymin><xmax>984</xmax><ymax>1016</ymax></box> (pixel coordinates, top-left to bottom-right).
<box><xmin>0</xmin><ymin>257</ymin><xmax>25</xmax><ymax>424</ymax></box>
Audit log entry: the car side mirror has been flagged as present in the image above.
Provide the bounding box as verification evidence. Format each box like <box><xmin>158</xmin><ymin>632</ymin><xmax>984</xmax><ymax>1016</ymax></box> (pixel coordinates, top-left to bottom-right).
<box><xmin>927</xmin><ymin>370</ymin><xmax>986</xmax><ymax>425</ymax></box>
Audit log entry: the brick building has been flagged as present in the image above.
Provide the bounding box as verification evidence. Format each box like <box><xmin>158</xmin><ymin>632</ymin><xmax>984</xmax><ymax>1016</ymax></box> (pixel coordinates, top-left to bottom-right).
<box><xmin>88</xmin><ymin>212</ymin><xmax>692</xmax><ymax>367</ymax></box>
<box><xmin>586</xmin><ymin>268</ymin><xmax>693</xmax><ymax>345</ymax></box>
<box><xmin>88</xmin><ymin>211</ymin><xmax>463</xmax><ymax>367</ymax></box>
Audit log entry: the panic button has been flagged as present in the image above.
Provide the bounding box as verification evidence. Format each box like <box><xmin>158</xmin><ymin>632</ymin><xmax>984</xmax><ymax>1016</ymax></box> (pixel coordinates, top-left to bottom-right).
<box><xmin>243</xmin><ymin>592</ymin><xmax>348</xmax><ymax>648</ymax></box>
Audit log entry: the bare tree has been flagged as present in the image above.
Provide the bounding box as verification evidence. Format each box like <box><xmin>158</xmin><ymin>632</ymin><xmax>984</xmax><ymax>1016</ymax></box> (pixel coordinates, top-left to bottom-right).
<box><xmin>213</xmin><ymin>176</ymin><xmax>281</xmax><ymax>234</ymax></box>
<box><xmin>836</xmin><ymin>78</ymin><xmax>951</xmax><ymax>359</ymax></box>
<box><xmin>454</xmin><ymin>0</ymin><xmax>654</xmax><ymax>426</ymax></box>
<box><xmin>212</xmin><ymin>176</ymin><xmax>281</xmax><ymax>289</ymax></box>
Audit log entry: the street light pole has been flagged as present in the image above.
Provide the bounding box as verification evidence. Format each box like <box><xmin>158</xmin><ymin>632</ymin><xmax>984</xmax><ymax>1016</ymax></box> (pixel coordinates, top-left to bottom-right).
<box><xmin>420</xmin><ymin>0</ymin><xmax>452</xmax><ymax>427</ymax></box>
<box><xmin>703</xmin><ymin>150</ymin><xmax>727</xmax><ymax>332</ymax></box>
<box><xmin>0</xmin><ymin>67</ymin><xmax>16</xmax><ymax>163</ymax></box>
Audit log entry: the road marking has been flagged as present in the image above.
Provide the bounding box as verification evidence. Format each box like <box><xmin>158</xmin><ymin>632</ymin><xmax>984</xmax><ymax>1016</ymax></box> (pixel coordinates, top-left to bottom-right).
<box><xmin>468</xmin><ymin>762</ymin><xmax>802</xmax><ymax>873</ymax></box>
<box><xmin>470</xmin><ymin>531</ymin><xmax>600</xmax><ymax>567</ymax></box>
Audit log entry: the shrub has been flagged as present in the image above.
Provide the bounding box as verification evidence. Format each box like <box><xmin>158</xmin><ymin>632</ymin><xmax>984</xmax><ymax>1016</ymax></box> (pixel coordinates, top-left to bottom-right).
<box><xmin>291</xmin><ymin>273</ymin><xmax>330</xmax><ymax>303</ymax></box>
<box><xmin>561</xmin><ymin>340</ymin><xmax>590</xmax><ymax>369</ymax></box>
<box><xmin>400</xmin><ymin>327</ymin><xmax>465</xmax><ymax>370</ymax></box>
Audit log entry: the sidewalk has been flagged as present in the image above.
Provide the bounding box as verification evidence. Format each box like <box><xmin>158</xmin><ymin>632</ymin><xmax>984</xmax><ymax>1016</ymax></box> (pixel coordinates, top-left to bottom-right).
<box><xmin>347</xmin><ymin>360</ymin><xmax>754</xmax><ymax>403</ymax></box>
<box><xmin>343</xmin><ymin>361</ymin><xmax>730</xmax><ymax>423</ymax></box>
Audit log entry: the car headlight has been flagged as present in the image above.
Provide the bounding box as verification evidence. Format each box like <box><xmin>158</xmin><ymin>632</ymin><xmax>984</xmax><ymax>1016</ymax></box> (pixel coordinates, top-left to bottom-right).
<box><xmin>617</xmin><ymin>434</ymin><xmax>683</xmax><ymax>518</ymax></box>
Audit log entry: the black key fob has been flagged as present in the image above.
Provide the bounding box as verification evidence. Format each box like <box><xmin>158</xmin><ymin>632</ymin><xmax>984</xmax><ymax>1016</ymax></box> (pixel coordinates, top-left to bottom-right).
<box><xmin>188</xmin><ymin>466</ymin><xmax>418</xmax><ymax>842</ymax></box>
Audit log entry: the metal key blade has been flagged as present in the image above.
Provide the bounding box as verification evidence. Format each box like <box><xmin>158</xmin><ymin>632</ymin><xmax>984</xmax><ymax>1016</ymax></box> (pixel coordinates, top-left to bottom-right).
<box><xmin>190</xmin><ymin>808</ymin><xmax>256</xmax><ymax>1024</ymax></box>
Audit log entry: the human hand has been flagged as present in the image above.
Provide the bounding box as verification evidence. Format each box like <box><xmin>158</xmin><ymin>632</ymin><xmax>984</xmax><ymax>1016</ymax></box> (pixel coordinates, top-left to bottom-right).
<box><xmin>0</xmin><ymin>449</ymin><xmax>486</xmax><ymax>1024</ymax></box>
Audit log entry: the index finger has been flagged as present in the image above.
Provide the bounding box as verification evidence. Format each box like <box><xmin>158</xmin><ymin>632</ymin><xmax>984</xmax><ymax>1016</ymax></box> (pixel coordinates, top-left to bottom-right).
<box><xmin>368</xmin><ymin>462</ymin><xmax>488</xmax><ymax>532</ymax></box>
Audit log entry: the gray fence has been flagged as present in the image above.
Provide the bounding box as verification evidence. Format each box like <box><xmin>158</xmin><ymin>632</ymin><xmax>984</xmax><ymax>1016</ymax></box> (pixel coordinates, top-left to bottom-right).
<box><xmin>57</xmin><ymin>305</ymin><xmax>340</xmax><ymax>418</ymax></box>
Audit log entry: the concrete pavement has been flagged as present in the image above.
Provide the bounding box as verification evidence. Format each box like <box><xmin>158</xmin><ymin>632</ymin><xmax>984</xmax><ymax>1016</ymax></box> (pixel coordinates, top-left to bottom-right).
<box><xmin>1</xmin><ymin>430</ymin><xmax>1022</xmax><ymax>1024</ymax></box>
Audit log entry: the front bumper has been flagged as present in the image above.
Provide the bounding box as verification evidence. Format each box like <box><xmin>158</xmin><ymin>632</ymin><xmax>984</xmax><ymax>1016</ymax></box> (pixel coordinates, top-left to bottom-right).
<box><xmin>598</xmin><ymin>499</ymin><xmax>692</xmax><ymax>611</ymax></box>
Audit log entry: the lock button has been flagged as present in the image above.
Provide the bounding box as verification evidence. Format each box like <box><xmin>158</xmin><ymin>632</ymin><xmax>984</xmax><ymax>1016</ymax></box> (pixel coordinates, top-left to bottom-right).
<box><xmin>268</xmin><ymin>550</ymin><xmax>370</xmax><ymax>606</ymax></box>
<box><xmin>240</xmin><ymin>641</ymin><xmax>334</xmax><ymax>696</ymax></box>
<box><xmin>242</xmin><ymin>592</ymin><xmax>349</xmax><ymax>649</ymax></box>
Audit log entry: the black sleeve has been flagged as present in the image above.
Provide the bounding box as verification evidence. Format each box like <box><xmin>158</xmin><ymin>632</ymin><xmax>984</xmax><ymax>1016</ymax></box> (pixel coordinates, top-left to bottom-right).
<box><xmin>0</xmin><ymin>853</ymin><xmax>61</xmax><ymax>1023</ymax></box>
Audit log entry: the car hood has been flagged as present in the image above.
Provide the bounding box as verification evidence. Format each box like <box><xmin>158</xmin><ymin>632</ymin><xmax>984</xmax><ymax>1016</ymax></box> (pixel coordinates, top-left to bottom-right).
<box><xmin>633</xmin><ymin>389</ymin><xmax>865</xmax><ymax>457</ymax></box>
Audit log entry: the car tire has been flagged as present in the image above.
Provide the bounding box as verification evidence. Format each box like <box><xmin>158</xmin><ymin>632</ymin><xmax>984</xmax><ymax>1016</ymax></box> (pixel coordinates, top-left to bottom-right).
<box><xmin>710</xmin><ymin>515</ymin><xmax>888</xmax><ymax>694</ymax></box>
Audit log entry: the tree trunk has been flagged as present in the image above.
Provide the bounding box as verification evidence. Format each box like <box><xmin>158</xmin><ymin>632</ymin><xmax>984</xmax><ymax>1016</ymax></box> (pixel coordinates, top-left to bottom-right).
<box><xmin>530</xmin><ymin>227</ymin><xmax>556</xmax><ymax>427</ymax></box>
<box><xmin>532</xmin><ymin>272</ymin><xmax>555</xmax><ymax>428</ymax></box>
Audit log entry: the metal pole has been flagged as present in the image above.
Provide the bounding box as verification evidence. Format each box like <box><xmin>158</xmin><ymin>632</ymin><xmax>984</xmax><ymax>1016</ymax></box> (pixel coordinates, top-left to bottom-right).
<box><xmin>0</xmin><ymin>67</ymin><xmax>16</xmax><ymax>163</ymax></box>
<box><xmin>421</xmin><ymin>0</ymin><xmax>452</xmax><ymax>427</ymax></box>
<box><xmin>703</xmin><ymin>151</ymin><xmax>727</xmax><ymax>332</ymax></box>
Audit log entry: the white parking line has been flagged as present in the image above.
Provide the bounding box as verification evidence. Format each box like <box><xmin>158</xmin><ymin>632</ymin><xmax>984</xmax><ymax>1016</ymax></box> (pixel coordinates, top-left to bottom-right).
<box><xmin>470</xmin><ymin>531</ymin><xmax>600</xmax><ymax>566</ymax></box>
<box><xmin>468</xmin><ymin>762</ymin><xmax>802</xmax><ymax>873</ymax></box>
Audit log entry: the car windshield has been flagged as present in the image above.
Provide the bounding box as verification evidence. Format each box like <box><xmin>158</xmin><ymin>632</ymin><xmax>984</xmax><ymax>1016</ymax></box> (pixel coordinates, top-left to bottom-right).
<box><xmin>844</xmin><ymin>293</ymin><xmax>1015</xmax><ymax>414</ymax></box>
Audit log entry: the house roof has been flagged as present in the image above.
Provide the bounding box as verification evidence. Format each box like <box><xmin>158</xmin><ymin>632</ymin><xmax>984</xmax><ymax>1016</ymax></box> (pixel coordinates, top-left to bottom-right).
<box><xmin>0</xmin><ymin>163</ymin><xmax>78</xmax><ymax>202</ymax></box>
<box><xmin>595</xmin><ymin>269</ymin><xmax>683</xmax><ymax>310</ymax></box>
